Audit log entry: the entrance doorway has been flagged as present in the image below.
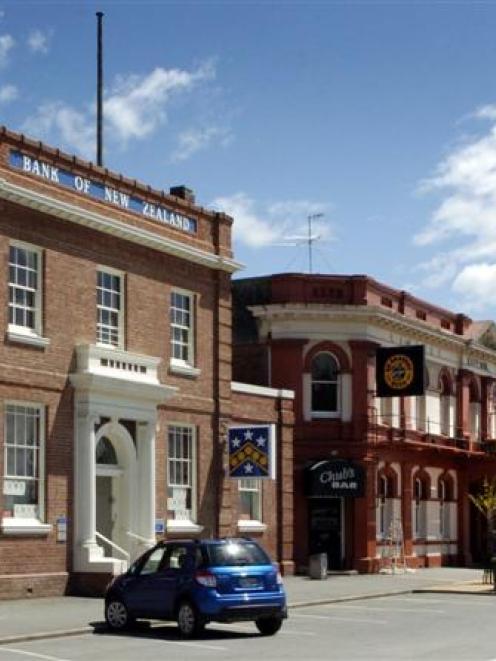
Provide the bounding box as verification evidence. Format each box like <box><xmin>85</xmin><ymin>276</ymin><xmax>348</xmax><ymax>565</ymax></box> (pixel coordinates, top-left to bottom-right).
<box><xmin>96</xmin><ymin>475</ymin><xmax>115</xmax><ymax>556</ymax></box>
<box><xmin>95</xmin><ymin>435</ymin><xmax>125</xmax><ymax>557</ymax></box>
<box><xmin>309</xmin><ymin>498</ymin><xmax>343</xmax><ymax>570</ymax></box>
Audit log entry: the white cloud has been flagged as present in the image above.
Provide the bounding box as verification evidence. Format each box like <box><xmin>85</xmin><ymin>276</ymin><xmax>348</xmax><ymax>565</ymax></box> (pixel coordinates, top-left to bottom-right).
<box><xmin>21</xmin><ymin>61</ymin><xmax>216</xmax><ymax>158</ymax></box>
<box><xmin>171</xmin><ymin>125</ymin><xmax>232</xmax><ymax>162</ymax></box>
<box><xmin>415</xmin><ymin>253</ymin><xmax>458</xmax><ymax>289</ymax></box>
<box><xmin>474</xmin><ymin>104</ymin><xmax>496</xmax><ymax>121</ymax></box>
<box><xmin>0</xmin><ymin>84</ymin><xmax>17</xmax><ymax>103</ymax></box>
<box><xmin>0</xmin><ymin>34</ymin><xmax>14</xmax><ymax>67</ymax></box>
<box><xmin>211</xmin><ymin>192</ymin><xmax>331</xmax><ymax>248</ymax></box>
<box><xmin>414</xmin><ymin>106</ymin><xmax>496</xmax><ymax>313</ymax></box>
<box><xmin>105</xmin><ymin>61</ymin><xmax>215</xmax><ymax>142</ymax></box>
<box><xmin>22</xmin><ymin>102</ymin><xmax>95</xmax><ymax>158</ymax></box>
<box><xmin>27</xmin><ymin>29</ymin><xmax>51</xmax><ymax>54</ymax></box>
<box><xmin>453</xmin><ymin>263</ymin><xmax>496</xmax><ymax>311</ymax></box>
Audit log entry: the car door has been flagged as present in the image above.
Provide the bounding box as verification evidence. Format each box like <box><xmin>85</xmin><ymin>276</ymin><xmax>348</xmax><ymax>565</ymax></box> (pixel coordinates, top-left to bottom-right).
<box><xmin>143</xmin><ymin>543</ymin><xmax>193</xmax><ymax>618</ymax></box>
<box><xmin>122</xmin><ymin>545</ymin><xmax>169</xmax><ymax>618</ymax></box>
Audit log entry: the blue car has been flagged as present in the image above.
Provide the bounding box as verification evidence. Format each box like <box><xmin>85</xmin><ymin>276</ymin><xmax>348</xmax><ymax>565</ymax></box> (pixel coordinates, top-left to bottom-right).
<box><xmin>104</xmin><ymin>538</ymin><xmax>287</xmax><ymax>638</ymax></box>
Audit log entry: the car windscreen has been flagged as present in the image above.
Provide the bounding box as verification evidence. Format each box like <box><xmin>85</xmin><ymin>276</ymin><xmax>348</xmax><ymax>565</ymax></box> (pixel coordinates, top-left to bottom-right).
<box><xmin>206</xmin><ymin>541</ymin><xmax>271</xmax><ymax>566</ymax></box>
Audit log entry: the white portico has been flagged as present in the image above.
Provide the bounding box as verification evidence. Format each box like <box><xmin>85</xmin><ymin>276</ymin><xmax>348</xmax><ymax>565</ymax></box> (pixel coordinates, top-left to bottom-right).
<box><xmin>70</xmin><ymin>345</ymin><xmax>177</xmax><ymax>575</ymax></box>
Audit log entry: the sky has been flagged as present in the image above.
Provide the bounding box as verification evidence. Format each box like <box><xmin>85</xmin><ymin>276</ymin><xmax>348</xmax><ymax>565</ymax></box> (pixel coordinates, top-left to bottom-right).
<box><xmin>2</xmin><ymin>1</ymin><xmax>496</xmax><ymax>319</ymax></box>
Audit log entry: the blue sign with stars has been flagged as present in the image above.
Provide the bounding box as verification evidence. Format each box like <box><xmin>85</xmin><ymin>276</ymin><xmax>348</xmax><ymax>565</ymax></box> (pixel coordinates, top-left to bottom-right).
<box><xmin>228</xmin><ymin>425</ymin><xmax>275</xmax><ymax>479</ymax></box>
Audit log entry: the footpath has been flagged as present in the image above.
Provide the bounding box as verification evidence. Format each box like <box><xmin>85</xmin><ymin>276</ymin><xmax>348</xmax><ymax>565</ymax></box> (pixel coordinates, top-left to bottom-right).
<box><xmin>0</xmin><ymin>567</ymin><xmax>491</xmax><ymax>646</ymax></box>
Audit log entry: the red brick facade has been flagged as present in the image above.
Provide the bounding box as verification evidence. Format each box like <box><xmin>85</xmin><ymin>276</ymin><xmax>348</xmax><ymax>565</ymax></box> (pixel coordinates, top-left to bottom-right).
<box><xmin>0</xmin><ymin>128</ymin><xmax>294</xmax><ymax>599</ymax></box>
<box><xmin>233</xmin><ymin>273</ymin><xmax>496</xmax><ymax>573</ymax></box>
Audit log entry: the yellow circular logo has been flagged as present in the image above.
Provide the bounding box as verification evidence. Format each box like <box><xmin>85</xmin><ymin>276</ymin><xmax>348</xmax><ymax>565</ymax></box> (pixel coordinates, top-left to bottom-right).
<box><xmin>384</xmin><ymin>354</ymin><xmax>414</xmax><ymax>390</ymax></box>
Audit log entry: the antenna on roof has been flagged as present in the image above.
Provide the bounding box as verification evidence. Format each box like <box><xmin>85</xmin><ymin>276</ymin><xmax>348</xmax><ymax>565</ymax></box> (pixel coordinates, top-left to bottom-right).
<box><xmin>276</xmin><ymin>213</ymin><xmax>328</xmax><ymax>273</ymax></box>
<box><xmin>96</xmin><ymin>11</ymin><xmax>104</xmax><ymax>166</ymax></box>
<box><xmin>307</xmin><ymin>213</ymin><xmax>323</xmax><ymax>274</ymax></box>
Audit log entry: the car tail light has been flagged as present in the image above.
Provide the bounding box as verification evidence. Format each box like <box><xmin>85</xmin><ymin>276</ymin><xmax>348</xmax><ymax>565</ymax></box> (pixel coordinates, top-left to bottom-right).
<box><xmin>276</xmin><ymin>571</ymin><xmax>283</xmax><ymax>585</ymax></box>
<box><xmin>195</xmin><ymin>570</ymin><xmax>217</xmax><ymax>588</ymax></box>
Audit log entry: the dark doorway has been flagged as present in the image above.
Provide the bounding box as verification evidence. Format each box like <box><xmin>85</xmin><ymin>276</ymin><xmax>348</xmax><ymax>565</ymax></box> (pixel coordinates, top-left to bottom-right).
<box><xmin>308</xmin><ymin>498</ymin><xmax>343</xmax><ymax>570</ymax></box>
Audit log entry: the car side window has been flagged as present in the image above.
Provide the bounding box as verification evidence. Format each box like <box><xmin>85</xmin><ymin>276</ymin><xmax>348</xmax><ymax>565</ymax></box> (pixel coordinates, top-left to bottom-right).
<box><xmin>163</xmin><ymin>545</ymin><xmax>189</xmax><ymax>570</ymax></box>
<box><xmin>139</xmin><ymin>547</ymin><xmax>167</xmax><ymax>575</ymax></box>
<box><xmin>194</xmin><ymin>546</ymin><xmax>205</xmax><ymax>569</ymax></box>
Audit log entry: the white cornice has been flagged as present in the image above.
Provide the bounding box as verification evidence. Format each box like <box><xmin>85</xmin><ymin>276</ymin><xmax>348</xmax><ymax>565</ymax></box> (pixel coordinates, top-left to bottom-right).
<box><xmin>0</xmin><ymin>177</ymin><xmax>242</xmax><ymax>274</ymax></box>
<box><xmin>231</xmin><ymin>381</ymin><xmax>294</xmax><ymax>400</ymax></box>
<box><xmin>249</xmin><ymin>303</ymin><xmax>496</xmax><ymax>364</ymax></box>
<box><xmin>69</xmin><ymin>372</ymin><xmax>177</xmax><ymax>404</ymax></box>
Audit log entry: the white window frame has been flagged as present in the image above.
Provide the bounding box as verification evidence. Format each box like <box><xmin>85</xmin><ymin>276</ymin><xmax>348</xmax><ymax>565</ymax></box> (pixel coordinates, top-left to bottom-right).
<box><xmin>169</xmin><ymin>289</ymin><xmax>200</xmax><ymax>377</ymax></box>
<box><xmin>96</xmin><ymin>267</ymin><xmax>124</xmax><ymax>349</ymax></box>
<box><xmin>2</xmin><ymin>401</ymin><xmax>51</xmax><ymax>535</ymax></box>
<box><xmin>310</xmin><ymin>352</ymin><xmax>340</xmax><ymax>419</ymax></box>
<box><xmin>166</xmin><ymin>424</ymin><xmax>202</xmax><ymax>534</ymax></box>
<box><xmin>238</xmin><ymin>477</ymin><xmax>265</xmax><ymax>531</ymax></box>
<box><xmin>7</xmin><ymin>241</ymin><xmax>49</xmax><ymax>348</ymax></box>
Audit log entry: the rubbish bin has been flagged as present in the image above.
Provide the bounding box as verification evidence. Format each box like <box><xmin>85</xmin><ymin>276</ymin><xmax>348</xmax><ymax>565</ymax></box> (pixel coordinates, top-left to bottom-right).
<box><xmin>308</xmin><ymin>553</ymin><xmax>328</xmax><ymax>580</ymax></box>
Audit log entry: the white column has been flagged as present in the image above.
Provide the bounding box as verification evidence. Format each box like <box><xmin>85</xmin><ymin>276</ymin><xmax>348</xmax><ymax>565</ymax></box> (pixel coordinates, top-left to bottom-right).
<box><xmin>136</xmin><ymin>419</ymin><xmax>156</xmax><ymax>555</ymax></box>
<box><xmin>74</xmin><ymin>409</ymin><xmax>102</xmax><ymax>570</ymax></box>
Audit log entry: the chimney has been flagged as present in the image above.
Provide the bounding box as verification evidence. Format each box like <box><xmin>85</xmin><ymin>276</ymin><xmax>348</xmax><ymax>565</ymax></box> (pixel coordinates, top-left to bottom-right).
<box><xmin>169</xmin><ymin>185</ymin><xmax>195</xmax><ymax>204</ymax></box>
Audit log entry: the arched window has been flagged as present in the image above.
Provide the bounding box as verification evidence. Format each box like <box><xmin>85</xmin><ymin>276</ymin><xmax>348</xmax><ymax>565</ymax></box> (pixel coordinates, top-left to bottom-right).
<box><xmin>489</xmin><ymin>384</ymin><xmax>496</xmax><ymax>440</ymax></box>
<box><xmin>311</xmin><ymin>352</ymin><xmax>339</xmax><ymax>417</ymax></box>
<box><xmin>469</xmin><ymin>379</ymin><xmax>481</xmax><ymax>443</ymax></box>
<box><xmin>377</xmin><ymin>473</ymin><xmax>394</xmax><ymax>537</ymax></box>
<box><xmin>440</xmin><ymin>373</ymin><xmax>451</xmax><ymax>436</ymax></box>
<box><xmin>96</xmin><ymin>436</ymin><xmax>118</xmax><ymax>465</ymax></box>
<box><xmin>413</xmin><ymin>472</ymin><xmax>429</xmax><ymax>539</ymax></box>
<box><xmin>438</xmin><ymin>474</ymin><xmax>454</xmax><ymax>539</ymax></box>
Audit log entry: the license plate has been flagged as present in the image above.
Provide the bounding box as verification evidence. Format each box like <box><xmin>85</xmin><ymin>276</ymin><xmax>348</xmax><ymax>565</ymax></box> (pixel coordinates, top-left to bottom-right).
<box><xmin>239</xmin><ymin>577</ymin><xmax>260</xmax><ymax>588</ymax></box>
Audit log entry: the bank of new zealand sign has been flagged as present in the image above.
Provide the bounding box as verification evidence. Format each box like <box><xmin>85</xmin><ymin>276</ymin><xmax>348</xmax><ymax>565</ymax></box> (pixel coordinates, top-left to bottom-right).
<box><xmin>9</xmin><ymin>151</ymin><xmax>197</xmax><ymax>235</ymax></box>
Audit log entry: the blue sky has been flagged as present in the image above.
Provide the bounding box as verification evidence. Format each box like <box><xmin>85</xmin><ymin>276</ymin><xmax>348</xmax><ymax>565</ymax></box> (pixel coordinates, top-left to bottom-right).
<box><xmin>2</xmin><ymin>1</ymin><xmax>496</xmax><ymax>318</ymax></box>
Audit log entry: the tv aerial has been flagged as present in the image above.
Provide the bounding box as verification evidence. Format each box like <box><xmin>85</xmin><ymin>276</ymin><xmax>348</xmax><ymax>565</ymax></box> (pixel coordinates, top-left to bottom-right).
<box><xmin>277</xmin><ymin>213</ymin><xmax>324</xmax><ymax>273</ymax></box>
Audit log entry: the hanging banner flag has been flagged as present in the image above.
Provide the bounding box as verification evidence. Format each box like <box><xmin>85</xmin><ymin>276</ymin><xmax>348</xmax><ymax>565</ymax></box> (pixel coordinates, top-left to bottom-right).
<box><xmin>376</xmin><ymin>345</ymin><xmax>425</xmax><ymax>397</ymax></box>
<box><xmin>228</xmin><ymin>424</ymin><xmax>276</xmax><ymax>480</ymax></box>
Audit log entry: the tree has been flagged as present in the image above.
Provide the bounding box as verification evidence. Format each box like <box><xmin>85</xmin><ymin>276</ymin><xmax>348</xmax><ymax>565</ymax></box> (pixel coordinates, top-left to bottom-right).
<box><xmin>469</xmin><ymin>477</ymin><xmax>496</xmax><ymax>561</ymax></box>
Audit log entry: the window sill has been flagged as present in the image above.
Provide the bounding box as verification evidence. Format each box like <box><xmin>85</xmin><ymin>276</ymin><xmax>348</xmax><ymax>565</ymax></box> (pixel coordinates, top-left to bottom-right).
<box><xmin>7</xmin><ymin>327</ymin><xmax>50</xmax><ymax>349</ymax></box>
<box><xmin>169</xmin><ymin>360</ymin><xmax>201</xmax><ymax>379</ymax></box>
<box><xmin>311</xmin><ymin>413</ymin><xmax>340</xmax><ymax>420</ymax></box>
<box><xmin>1</xmin><ymin>518</ymin><xmax>52</xmax><ymax>536</ymax></box>
<box><xmin>237</xmin><ymin>520</ymin><xmax>267</xmax><ymax>533</ymax></box>
<box><xmin>166</xmin><ymin>520</ymin><xmax>203</xmax><ymax>535</ymax></box>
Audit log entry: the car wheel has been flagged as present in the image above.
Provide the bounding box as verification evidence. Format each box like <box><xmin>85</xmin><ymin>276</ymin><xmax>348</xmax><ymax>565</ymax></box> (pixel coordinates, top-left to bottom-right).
<box><xmin>105</xmin><ymin>599</ymin><xmax>132</xmax><ymax>631</ymax></box>
<box><xmin>177</xmin><ymin>600</ymin><xmax>205</xmax><ymax>638</ymax></box>
<box><xmin>255</xmin><ymin>616</ymin><xmax>283</xmax><ymax>636</ymax></box>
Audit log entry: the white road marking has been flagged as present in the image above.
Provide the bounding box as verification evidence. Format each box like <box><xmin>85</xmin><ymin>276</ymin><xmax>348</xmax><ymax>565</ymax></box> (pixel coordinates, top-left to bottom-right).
<box><xmin>379</xmin><ymin>596</ymin><xmax>493</xmax><ymax>606</ymax></box>
<box><xmin>213</xmin><ymin>622</ymin><xmax>316</xmax><ymax>636</ymax></box>
<box><xmin>291</xmin><ymin>613</ymin><xmax>388</xmax><ymax>625</ymax></box>
<box><xmin>2</xmin><ymin>649</ymin><xmax>72</xmax><ymax>661</ymax></box>
<box><xmin>163</xmin><ymin>640</ymin><xmax>228</xmax><ymax>651</ymax></box>
<box><xmin>329</xmin><ymin>604</ymin><xmax>445</xmax><ymax>614</ymax></box>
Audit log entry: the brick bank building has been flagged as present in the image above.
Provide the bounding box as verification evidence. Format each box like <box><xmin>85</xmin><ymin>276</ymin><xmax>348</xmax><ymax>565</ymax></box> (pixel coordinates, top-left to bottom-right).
<box><xmin>233</xmin><ymin>274</ymin><xmax>496</xmax><ymax>573</ymax></box>
<box><xmin>0</xmin><ymin>127</ymin><xmax>294</xmax><ymax>599</ymax></box>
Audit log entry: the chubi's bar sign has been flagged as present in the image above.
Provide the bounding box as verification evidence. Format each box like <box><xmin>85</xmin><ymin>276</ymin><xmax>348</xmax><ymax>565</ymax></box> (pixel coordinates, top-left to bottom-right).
<box><xmin>9</xmin><ymin>150</ymin><xmax>197</xmax><ymax>235</ymax></box>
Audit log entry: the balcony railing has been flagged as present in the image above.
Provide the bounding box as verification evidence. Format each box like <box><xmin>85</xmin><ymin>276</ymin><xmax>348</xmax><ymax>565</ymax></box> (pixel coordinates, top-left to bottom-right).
<box><xmin>366</xmin><ymin>409</ymin><xmax>485</xmax><ymax>452</ymax></box>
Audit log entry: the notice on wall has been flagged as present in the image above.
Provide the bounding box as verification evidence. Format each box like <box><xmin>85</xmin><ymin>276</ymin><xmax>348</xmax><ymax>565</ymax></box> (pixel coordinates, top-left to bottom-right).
<box><xmin>155</xmin><ymin>519</ymin><xmax>165</xmax><ymax>535</ymax></box>
<box><xmin>3</xmin><ymin>480</ymin><xmax>26</xmax><ymax>496</ymax></box>
<box><xmin>13</xmin><ymin>504</ymin><xmax>38</xmax><ymax>519</ymax></box>
<box><xmin>56</xmin><ymin>516</ymin><xmax>67</xmax><ymax>543</ymax></box>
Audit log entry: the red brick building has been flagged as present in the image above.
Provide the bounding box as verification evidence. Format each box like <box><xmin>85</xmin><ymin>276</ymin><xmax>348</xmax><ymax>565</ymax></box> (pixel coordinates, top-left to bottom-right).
<box><xmin>233</xmin><ymin>273</ymin><xmax>496</xmax><ymax>573</ymax></box>
<box><xmin>0</xmin><ymin>127</ymin><xmax>294</xmax><ymax>599</ymax></box>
